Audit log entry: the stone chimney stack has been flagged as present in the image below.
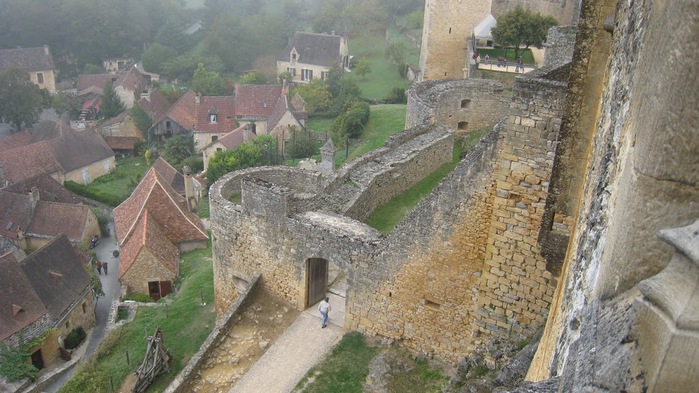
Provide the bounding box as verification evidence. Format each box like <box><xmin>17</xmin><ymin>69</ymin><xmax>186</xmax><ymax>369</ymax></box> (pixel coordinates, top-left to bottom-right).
<box><xmin>183</xmin><ymin>166</ymin><xmax>197</xmax><ymax>212</ymax></box>
<box><xmin>195</xmin><ymin>94</ymin><xmax>201</xmax><ymax>105</ymax></box>
<box><xmin>28</xmin><ymin>187</ymin><xmax>40</xmax><ymax>215</ymax></box>
<box><xmin>44</xmin><ymin>44</ymin><xmax>49</xmax><ymax>55</ymax></box>
<box><xmin>320</xmin><ymin>138</ymin><xmax>336</xmax><ymax>176</ymax></box>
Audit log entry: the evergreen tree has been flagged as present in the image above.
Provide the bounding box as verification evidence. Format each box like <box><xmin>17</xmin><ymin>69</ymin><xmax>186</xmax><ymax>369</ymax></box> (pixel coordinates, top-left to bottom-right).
<box><xmin>100</xmin><ymin>81</ymin><xmax>125</xmax><ymax>119</ymax></box>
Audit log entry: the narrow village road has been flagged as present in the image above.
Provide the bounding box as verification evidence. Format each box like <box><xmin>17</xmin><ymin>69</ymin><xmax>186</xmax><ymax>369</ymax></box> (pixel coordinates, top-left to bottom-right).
<box><xmin>44</xmin><ymin>222</ymin><xmax>122</xmax><ymax>392</ymax></box>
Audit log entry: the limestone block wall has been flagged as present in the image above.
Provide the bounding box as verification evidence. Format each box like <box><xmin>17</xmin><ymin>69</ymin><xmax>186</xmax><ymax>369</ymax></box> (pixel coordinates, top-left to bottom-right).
<box><xmin>406</xmin><ymin>79</ymin><xmax>510</xmax><ymax>134</ymax></box>
<box><xmin>2</xmin><ymin>314</ymin><xmax>53</xmax><ymax>351</ymax></box>
<box><xmin>470</xmin><ymin>66</ymin><xmax>567</xmax><ymax>344</ymax></box>
<box><xmin>62</xmin><ymin>157</ymin><xmax>116</xmax><ymax>185</ymax></box>
<box><xmin>56</xmin><ymin>291</ymin><xmax>96</xmax><ymax>341</ymax></box>
<box><xmin>491</xmin><ymin>0</ymin><xmax>580</xmax><ymax>24</ymax></box>
<box><xmin>121</xmin><ymin>249</ymin><xmax>178</xmax><ymax>295</ymax></box>
<box><xmin>543</xmin><ymin>26</ymin><xmax>578</xmax><ymax>67</ymax></box>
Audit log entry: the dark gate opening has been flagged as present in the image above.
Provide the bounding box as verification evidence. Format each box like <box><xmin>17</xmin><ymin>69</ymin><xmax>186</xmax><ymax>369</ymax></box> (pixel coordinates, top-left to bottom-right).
<box><xmin>31</xmin><ymin>349</ymin><xmax>44</xmax><ymax>370</ymax></box>
<box><xmin>306</xmin><ymin>258</ymin><xmax>328</xmax><ymax>308</ymax></box>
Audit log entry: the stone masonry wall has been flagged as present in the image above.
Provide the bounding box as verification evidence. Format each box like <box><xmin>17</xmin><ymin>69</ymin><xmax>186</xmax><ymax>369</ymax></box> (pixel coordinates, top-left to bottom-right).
<box><xmin>470</xmin><ymin>67</ymin><xmax>568</xmax><ymax>346</ymax></box>
<box><xmin>407</xmin><ymin>79</ymin><xmax>510</xmax><ymax>134</ymax></box>
<box><xmin>491</xmin><ymin>0</ymin><xmax>580</xmax><ymax>24</ymax></box>
<box><xmin>121</xmin><ymin>249</ymin><xmax>177</xmax><ymax>295</ymax></box>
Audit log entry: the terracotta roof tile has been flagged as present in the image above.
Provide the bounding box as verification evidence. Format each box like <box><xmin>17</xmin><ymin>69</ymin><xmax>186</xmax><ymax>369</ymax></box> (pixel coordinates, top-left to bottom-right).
<box><xmin>118</xmin><ymin>209</ymin><xmax>179</xmax><ymax>278</ymax></box>
<box><xmin>0</xmin><ymin>140</ymin><xmax>61</xmax><ymax>184</ymax></box>
<box><xmin>152</xmin><ymin>157</ymin><xmax>185</xmax><ymax>195</ymax></box>
<box><xmin>3</xmin><ymin>174</ymin><xmax>83</xmax><ymax>204</ymax></box>
<box><xmin>155</xmin><ymin>90</ymin><xmax>198</xmax><ymax>130</ymax></box>
<box><xmin>20</xmin><ymin>235</ymin><xmax>91</xmax><ymax>320</ymax></box>
<box><xmin>0</xmin><ymin>191</ymin><xmax>32</xmax><ymax>239</ymax></box>
<box><xmin>114</xmin><ymin>167</ymin><xmax>208</xmax><ymax>246</ymax></box>
<box><xmin>0</xmin><ymin>253</ymin><xmax>48</xmax><ymax>341</ymax></box>
<box><xmin>195</xmin><ymin>96</ymin><xmax>236</xmax><ymax>133</ymax></box>
<box><xmin>76</xmin><ymin>74</ymin><xmax>113</xmax><ymax>93</ymax></box>
<box><xmin>106</xmin><ymin>136</ymin><xmax>142</xmax><ymax>151</ymax></box>
<box><xmin>0</xmin><ymin>46</ymin><xmax>56</xmax><ymax>72</ymax></box>
<box><xmin>234</xmin><ymin>84</ymin><xmax>283</xmax><ymax>118</ymax></box>
<box><xmin>138</xmin><ymin>89</ymin><xmax>171</xmax><ymax>121</ymax></box>
<box><xmin>0</xmin><ymin>131</ymin><xmax>32</xmax><ymax>152</ymax></box>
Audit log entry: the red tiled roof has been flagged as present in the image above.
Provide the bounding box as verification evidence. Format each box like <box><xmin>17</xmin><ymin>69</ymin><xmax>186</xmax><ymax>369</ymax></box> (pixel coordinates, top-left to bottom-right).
<box><xmin>26</xmin><ymin>201</ymin><xmax>90</xmax><ymax>242</ymax></box>
<box><xmin>118</xmin><ymin>209</ymin><xmax>179</xmax><ymax>279</ymax></box>
<box><xmin>206</xmin><ymin>124</ymin><xmax>247</xmax><ymax>150</ymax></box>
<box><xmin>154</xmin><ymin>90</ymin><xmax>198</xmax><ymax>131</ymax></box>
<box><xmin>3</xmin><ymin>174</ymin><xmax>83</xmax><ymax>205</ymax></box>
<box><xmin>138</xmin><ymin>89</ymin><xmax>171</xmax><ymax>121</ymax></box>
<box><xmin>114</xmin><ymin>167</ymin><xmax>208</xmax><ymax>246</ymax></box>
<box><xmin>0</xmin><ymin>131</ymin><xmax>32</xmax><ymax>152</ymax></box>
<box><xmin>115</xmin><ymin>67</ymin><xmax>142</xmax><ymax>92</ymax></box>
<box><xmin>0</xmin><ymin>46</ymin><xmax>56</xmax><ymax>72</ymax></box>
<box><xmin>0</xmin><ymin>191</ymin><xmax>32</xmax><ymax>239</ymax></box>
<box><xmin>234</xmin><ymin>84</ymin><xmax>283</xmax><ymax>118</ymax></box>
<box><xmin>151</xmin><ymin>157</ymin><xmax>185</xmax><ymax>196</ymax></box>
<box><xmin>0</xmin><ymin>253</ymin><xmax>48</xmax><ymax>341</ymax></box>
<box><xmin>195</xmin><ymin>96</ymin><xmax>236</xmax><ymax>133</ymax></box>
<box><xmin>106</xmin><ymin>136</ymin><xmax>142</xmax><ymax>151</ymax></box>
<box><xmin>76</xmin><ymin>74</ymin><xmax>112</xmax><ymax>93</ymax></box>
<box><xmin>0</xmin><ymin>140</ymin><xmax>61</xmax><ymax>184</ymax></box>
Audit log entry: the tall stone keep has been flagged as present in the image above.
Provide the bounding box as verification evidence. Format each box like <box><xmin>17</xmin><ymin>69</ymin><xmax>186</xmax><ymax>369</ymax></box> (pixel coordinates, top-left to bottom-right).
<box><xmin>418</xmin><ymin>0</ymin><xmax>492</xmax><ymax>81</ymax></box>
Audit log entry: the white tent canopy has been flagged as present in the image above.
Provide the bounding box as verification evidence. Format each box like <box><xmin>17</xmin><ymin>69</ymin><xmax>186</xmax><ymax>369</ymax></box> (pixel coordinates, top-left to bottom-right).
<box><xmin>474</xmin><ymin>14</ymin><xmax>497</xmax><ymax>41</ymax></box>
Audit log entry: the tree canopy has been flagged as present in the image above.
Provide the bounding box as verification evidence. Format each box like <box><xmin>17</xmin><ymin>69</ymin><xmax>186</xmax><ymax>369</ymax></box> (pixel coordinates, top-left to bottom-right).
<box><xmin>491</xmin><ymin>6</ymin><xmax>558</xmax><ymax>58</ymax></box>
<box><xmin>100</xmin><ymin>81</ymin><xmax>126</xmax><ymax>119</ymax></box>
<box><xmin>191</xmin><ymin>63</ymin><xmax>227</xmax><ymax>96</ymax></box>
<box><xmin>0</xmin><ymin>69</ymin><xmax>44</xmax><ymax>131</ymax></box>
<box><xmin>206</xmin><ymin>135</ymin><xmax>280</xmax><ymax>185</ymax></box>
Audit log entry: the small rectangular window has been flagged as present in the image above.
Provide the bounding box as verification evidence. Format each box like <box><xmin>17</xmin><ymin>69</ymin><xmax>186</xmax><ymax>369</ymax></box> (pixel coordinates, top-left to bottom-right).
<box><xmin>460</xmin><ymin>99</ymin><xmax>471</xmax><ymax>109</ymax></box>
<box><xmin>302</xmin><ymin>69</ymin><xmax>313</xmax><ymax>81</ymax></box>
<box><xmin>458</xmin><ymin>121</ymin><xmax>469</xmax><ymax>130</ymax></box>
<box><xmin>212</xmin><ymin>135</ymin><xmax>218</xmax><ymax>142</ymax></box>
<box><xmin>288</xmin><ymin>67</ymin><xmax>296</xmax><ymax>76</ymax></box>
<box><xmin>210</xmin><ymin>114</ymin><xmax>217</xmax><ymax>123</ymax></box>
<box><xmin>37</xmin><ymin>72</ymin><xmax>44</xmax><ymax>84</ymax></box>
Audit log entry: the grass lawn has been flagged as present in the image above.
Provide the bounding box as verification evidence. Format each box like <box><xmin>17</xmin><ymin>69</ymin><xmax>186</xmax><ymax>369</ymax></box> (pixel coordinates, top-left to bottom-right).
<box><xmin>345</xmin><ymin>34</ymin><xmax>414</xmax><ymax>101</ymax></box>
<box><xmin>59</xmin><ymin>247</ymin><xmax>216</xmax><ymax>393</ymax></box>
<box><xmin>293</xmin><ymin>333</ymin><xmax>447</xmax><ymax>393</ymax></box>
<box><xmin>86</xmin><ymin>156</ymin><xmax>149</xmax><ymax>205</ymax></box>
<box><xmin>308</xmin><ymin>104</ymin><xmax>407</xmax><ymax>168</ymax></box>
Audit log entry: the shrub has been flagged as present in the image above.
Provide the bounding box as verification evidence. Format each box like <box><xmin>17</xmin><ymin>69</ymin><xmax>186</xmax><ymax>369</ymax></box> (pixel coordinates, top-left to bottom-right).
<box><xmin>123</xmin><ymin>292</ymin><xmax>153</xmax><ymax>303</ymax></box>
<box><xmin>332</xmin><ymin>101</ymin><xmax>371</xmax><ymax>139</ymax></box>
<box><xmin>180</xmin><ymin>155</ymin><xmax>204</xmax><ymax>174</ymax></box>
<box><xmin>64</xmin><ymin>327</ymin><xmax>86</xmax><ymax>350</ymax></box>
<box><xmin>64</xmin><ymin>181</ymin><xmax>124</xmax><ymax>207</ymax></box>
<box><xmin>385</xmin><ymin>87</ymin><xmax>407</xmax><ymax>104</ymax></box>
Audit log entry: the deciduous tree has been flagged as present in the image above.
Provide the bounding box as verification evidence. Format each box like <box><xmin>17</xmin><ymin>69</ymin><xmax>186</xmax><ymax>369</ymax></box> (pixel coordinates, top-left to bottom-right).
<box><xmin>191</xmin><ymin>63</ymin><xmax>226</xmax><ymax>96</ymax></box>
<box><xmin>0</xmin><ymin>69</ymin><xmax>44</xmax><ymax>131</ymax></box>
<box><xmin>353</xmin><ymin>59</ymin><xmax>372</xmax><ymax>80</ymax></box>
<box><xmin>491</xmin><ymin>6</ymin><xmax>558</xmax><ymax>58</ymax></box>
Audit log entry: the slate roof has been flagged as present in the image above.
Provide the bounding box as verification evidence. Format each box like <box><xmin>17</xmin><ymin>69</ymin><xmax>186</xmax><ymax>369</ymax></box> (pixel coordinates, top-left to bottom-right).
<box><xmin>0</xmin><ymin>253</ymin><xmax>48</xmax><ymax>341</ymax></box>
<box><xmin>26</xmin><ymin>201</ymin><xmax>91</xmax><ymax>242</ymax></box>
<box><xmin>138</xmin><ymin>89</ymin><xmax>171</xmax><ymax>121</ymax></box>
<box><xmin>234</xmin><ymin>84</ymin><xmax>283</xmax><ymax>118</ymax></box>
<box><xmin>0</xmin><ymin>46</ymin><xmax>56</xmax><ymax>72</ymax></box>
<box><xmin>114</xmin><ymin>167</ymin><xmax>208</xmax><ymax>246</ymax></box>
<box><xmin>195</xmin><ymin>96</ymin><xmax>236</xmax><ymax>133</ymax></box>
<box><xmin>0</xmin><ymin>191</ymin><xmax>31</xmax><ymax>239</ymax></box>
<box><xmin>278</xmin><ymin>32</ymin><xmax>343</xmax><ymax>67</ymax></box>
<box><xmin>118</xmin><ymin>209</ymin><xmax>180</xmax><ymax>279</ymax></box>
<box><xmin>20</xmin><ymin>235</ymin><xmax>91</xmax><ymax>321</ymax></box>
<box><xmin>3</xmin><ymin>173</ymin><xmax>83</xmax><ymax>204</ymax></box>
<box><xmin>151</xmin><ymin>157</ymin><xmax>185</xmax><ymax>196</ymax></box>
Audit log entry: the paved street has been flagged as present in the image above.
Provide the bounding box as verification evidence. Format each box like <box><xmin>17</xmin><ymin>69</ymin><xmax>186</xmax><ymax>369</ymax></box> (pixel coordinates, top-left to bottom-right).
<box><xmin>43</xmin><ymin>222</ymin><xmax>121</xmax><ymax>392</ymax></box>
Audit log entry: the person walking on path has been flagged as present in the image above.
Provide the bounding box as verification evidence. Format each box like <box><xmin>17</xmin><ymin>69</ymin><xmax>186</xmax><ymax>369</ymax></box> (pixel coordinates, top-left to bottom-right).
<box><xmin>95</xmin><ymin>259</ymin><xmax>102</xmax><ymax>275</ymax></box>
<box><xmin>318</xmin><ymin>297</ymin><xmax>331</xmax><ymax>328</ymax></box>
<box><xmin>103</xmin><ymin>261</ymin><xmax>108</xmax><ymax>275</ymax></box>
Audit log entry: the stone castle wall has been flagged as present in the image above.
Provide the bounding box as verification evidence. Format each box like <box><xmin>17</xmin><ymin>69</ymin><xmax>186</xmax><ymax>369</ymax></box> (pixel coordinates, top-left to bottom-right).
<box><xmin>491</xmin><ymin>0</ymin><xmax>580</xmax><ymax>24</ymax></box>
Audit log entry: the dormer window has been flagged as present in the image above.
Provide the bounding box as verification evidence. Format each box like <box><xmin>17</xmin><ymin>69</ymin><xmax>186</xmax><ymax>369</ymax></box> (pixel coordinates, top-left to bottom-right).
<box><xmin>210</xmin><ymin>114</ymin><xmax>217</xmax><ymax>123</ymax></box>
<box><xmin>290</xmin><ymin>48</ymin><xmax>298</xmax><ymax>63</ymax></box>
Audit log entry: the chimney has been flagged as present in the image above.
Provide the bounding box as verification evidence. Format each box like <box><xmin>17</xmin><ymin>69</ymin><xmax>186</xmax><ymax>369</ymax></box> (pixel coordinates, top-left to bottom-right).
<box><xmin>195</xmin><ymin>94</ymin><xmax>201</xmax><ymax>105</ymax></box>
<box><xmin>183</xmin><ymin>166</ymin><xmax>197</xmax><ymax>212</ymax></box>
<box><xmin>29</xmin><ymin>187</ymin><xmax>40</xmax><ymax>215</ymax></box>
<box><xmin>44</xmin><ymin>44</ymin><xmax>49</xmax><ymax>55</ymax></box>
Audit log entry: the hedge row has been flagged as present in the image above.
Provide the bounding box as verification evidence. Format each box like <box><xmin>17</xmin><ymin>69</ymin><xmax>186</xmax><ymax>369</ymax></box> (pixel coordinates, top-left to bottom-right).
<box><xmin>64</xmin><ymin>180</ymin><xmax>124</xmax><ymax>207</ymax></box>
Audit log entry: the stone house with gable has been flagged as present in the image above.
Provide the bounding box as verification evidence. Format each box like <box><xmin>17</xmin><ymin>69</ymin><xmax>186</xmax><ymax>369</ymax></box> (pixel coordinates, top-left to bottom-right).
<box><xmin>266</xmin><ymin>93</ymin><xmax>308</xmax><ymax>154</ymax></box>
<box><xmin>233</xmin><ymin>84</ymin><xmax>284</xmax><ymax>136</ymax></box>
<box><xmin>150</xmin><ymin>90</ymin><xmax>198</xmax><ymax>139</ymax></box>
<box><xmin>151</xmin><ymin>157</ymin><xmax>205</xmax><ymax>211</ymax></box>
<box><xmin>0</xmin><ymin>235</ymin><xmax>96</xmax><ymax>370</ymax></box>
<box><xmin>277</xmin><ymin>32</ymin><xmax>350</xmax><ymax>83</ymax></box>
<box><xmin>99</xmin><ymin>111</ymin><xmax>144</xmax><ymax>156</ymax></box>
<box><xmin>76</xmin><ymin>66</ymin><xmax>146</xmax><ymax>109</ymax></box>
<box><xmin>114</xmin><ymin>166</ymin><xmax>208</xmax><ymax>297</ymax></box>
<box><xmin>202</xmin><ymin>124</ymin><xmax>253</xmax><ymax>171</ymax></box>
<box><xmin>0</xmin><ymin>128</ymin><xmax>115</xmax><ymax>186</ymax></box>
<box><xmin>191</xmin><ymin>95</ymin><xmax>236</xmax><ymax>151</ymax></box>
<box><xmin>0</xmin><ymin>45</ymin><xmax>57</xmax><ymax>94</ymax></box>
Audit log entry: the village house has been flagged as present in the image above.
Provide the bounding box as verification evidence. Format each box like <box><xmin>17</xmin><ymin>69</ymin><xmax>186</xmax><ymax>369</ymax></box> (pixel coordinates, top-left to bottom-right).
<box><xmin>0</xmin><ymin>235</ymin><xmax>96</xmax><ymax>371</ymax></box>
<box><xmin>0</xmin><ymin>45</ymin><xmax>57</xmax><ymax>94</ymax></box>
<box><xmin>202</xmin><ymin>124</ymin><xmax>252</xmax><ymax>171</ymax></box>
<box><xmin>99</xmin><ymin>111</ymin><xmax>144</xmax><ymax>156</ymax></box>
<box><xmin>192</xmin><ymin>95</ymin><xmax>236</xmax><ymax>151</ymax></box>
<box><xmin>233</xmin><ymin>84</ymin><xmax>284</xmax><ymax>135</ymax></box>
<box><xmin>266</xmin><ymin>93</ymin><xmax>308</xmax><ymax>154</ymax></box>
<box><xmin>137</xmin><ymin>89</ymin><xmax>170</xmax><ymax>124</ymax></box>
<box><xmin>150</xmin><ymin>90</ymin><xmax>198</xmax><ymax>139</ymax></box>
<box><xmin>0</xmin><ymin>128</ymin><xmax>115</xmax><ymax>186</ymax></box>
<box><xmin>277</xmin><ymin>32</ymin><xmax>350</xmax><ymax>84</ymax></box>
<box><xmin>151</xmin><ymin>157</ymin><xmax>205</xmax><ymax>211</ymax></box>
<box><xmin>0</xmin><ymin>187</ymin><xmax>100</xmax><ymax>251</ymax></box>
<box><xmin>76</xmin><ymin>66</ymin><xmax>146</xmax><ymax>109</ymax></box>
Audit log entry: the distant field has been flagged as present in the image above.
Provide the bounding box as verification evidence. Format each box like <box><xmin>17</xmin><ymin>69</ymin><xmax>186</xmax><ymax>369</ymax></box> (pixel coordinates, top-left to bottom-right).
<box><xmin>183</xmin><ymin>0</ymin><xmax>204</xmax><ymax>9</ymax></box>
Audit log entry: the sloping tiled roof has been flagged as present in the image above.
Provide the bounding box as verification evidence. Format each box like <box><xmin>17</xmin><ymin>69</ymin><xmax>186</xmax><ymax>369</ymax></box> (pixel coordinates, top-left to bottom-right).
<box><xmin>151</xmin><ymin>157</ymin><xmax>186</xmax><ymax>196</ymax></box>
<box><xmin>0</xmin><ymin>140</ymin><xmax>61</xmax><ymax>184</ymax></box>
<box><xmin>138</xmin><ymin>89</ymin><xmax>171</xmax><ymax>121</ymax></box>
<box><xmin>101</xmin><ymin>111</ymin><xmax>129</xmax><ymax>127</ymax></box>
<box><xmin>20</xmin><ymin>235</ymin><xmax>91</xmax><ymax>321</ymax></box>
<box><xmin>0</xmin><ymin>46</ymin><xmax>56</xmax><ymax>72</ymax></box>
<box><xmin>118</xmin><ymin>209</ymin><xmax>179</xmax><ymax>279</ymax></box>
<box><xmin>0</xmin><ymin>131</ymin><xmax>32</xmax><ymax>152</ymax></box>
<box><xmin>114</xmin><ymin>167</ymin><xmax>208</xmax><ymax>246</ymax></box>
<box><xmin>114</xmin><ymin>67</ymin><xmax>142</xmax><ymax>92</ymax></box>
<box><xmin>278</xmin><ymin>32</ymin><xmax>343</xmax><ymax>67</ymax></box>
<box><xmin>234</xmin><ymin>84</ymin><xmax>283</xmax><ymax>118</ymax></box>
<box><xmin>3</xmin><ymin>174</ymin><xmax>83</xmax><ymax>204</ymax></box>
<box><xmin>154</xmin><ymin>90</ymin><xmax>198</xmax><ymax>131</ymax></box>
<box><xmin>0</xmin><ymin>191</ymin><xmax>32</xmax><ymax>239</ymax></box>
<box><xmin>106</xmin><ymin>136</ymin><xmax>141</xmax><ymax>151</ymax></box>
<box><xmin>204</xmin><ymin>124</ymin><xmax>248</xmax><ymax>151</ymax></box>
<box><xmin>267</xmin><ymin>94</ymin><xmax>306</xmax><ymax>132</ymax></box>
<box><xmin>195</xmin><ymin>96</ymin><xmax>236</xmax><ymax>133</ymax></box>
<box><xmin>47</xmin><ymin>129</ymin><xmax>114</xmax><ymax>173</ymax></box>
<box><xmin>76</xmin><ymin>74</ymin><xmax>112</xmax><ymax>93</ymax></box>
<box><xmin>0</xmin><ymin>253</ymin><xmax>48</xmax><ymax>341</ymax></box>
<box><xmin>26</xmin><ymin>201</ymin><xmax>90</xmax><ymax>242</ymax></box>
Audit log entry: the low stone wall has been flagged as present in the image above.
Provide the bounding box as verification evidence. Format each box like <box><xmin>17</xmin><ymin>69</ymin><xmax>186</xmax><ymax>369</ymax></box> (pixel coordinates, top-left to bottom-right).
<box><xmin>164</xmin><ymin>274</ymin><xmax>261</xmax><ymax>393</ymax></box>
